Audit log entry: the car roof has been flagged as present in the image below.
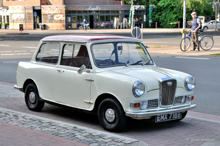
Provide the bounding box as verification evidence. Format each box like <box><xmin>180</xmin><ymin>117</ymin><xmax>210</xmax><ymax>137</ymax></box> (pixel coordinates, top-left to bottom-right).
<box><xmin>42</xmin><ymin>35</ymin><xmax>140</xmax><ymax>42</ymax></box>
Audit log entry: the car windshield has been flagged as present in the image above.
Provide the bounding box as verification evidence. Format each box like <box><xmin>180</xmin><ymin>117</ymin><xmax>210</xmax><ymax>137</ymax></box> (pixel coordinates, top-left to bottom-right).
<box><xmin>92</xmin><ymin>42</ymin><xmax>153</xmax><ymax>68</ymax></box>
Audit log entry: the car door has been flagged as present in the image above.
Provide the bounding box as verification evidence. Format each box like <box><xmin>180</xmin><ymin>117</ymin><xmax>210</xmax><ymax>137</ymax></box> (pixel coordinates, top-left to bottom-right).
<box><xmin>209</xmin><ymin>22</ymin><xmax>215</xmax><ymax>29</ymax></box>
<box><xmin>34</xmin><ymin>42</ymin><xmax>61</xmax><ymax>101</ymax></box>
<box><xmin>53</xmin><ymin>43</ymin><xmax>92</xmax><ymax>109</ymax></box>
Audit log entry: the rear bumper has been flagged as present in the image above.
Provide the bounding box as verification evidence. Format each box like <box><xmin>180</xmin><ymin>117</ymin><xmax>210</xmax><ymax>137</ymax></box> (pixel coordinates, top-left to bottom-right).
<box><xmin>126</xmin><ymin>104</ymin><xmax>196</xmax><ymax>119</ymax></box>
<box><xmin>14</xmin><ymin>85</ymin><xmax>23</xmax><ymax>92</ymax></box>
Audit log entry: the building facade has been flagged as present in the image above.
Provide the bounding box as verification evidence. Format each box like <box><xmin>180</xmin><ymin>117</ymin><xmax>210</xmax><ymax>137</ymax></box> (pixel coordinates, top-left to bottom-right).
<box><xmin>2</xmin><ymin>0</ymin><xmax>146</xmax><ymax>30</ymax></box>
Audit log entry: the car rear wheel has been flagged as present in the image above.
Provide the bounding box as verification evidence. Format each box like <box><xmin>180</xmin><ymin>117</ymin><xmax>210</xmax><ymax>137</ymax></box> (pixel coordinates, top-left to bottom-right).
<box><xmin>203</xmin><ymin>26</ymin><xmax>208</xmax><ymax>31</ymax></box>
<box><xmin>98</xmin><ymin>98</ymin><xmax>127</xmax><ymax>132</ymax></box>
<box><xmin>25</xmin><ymin>84</ymin><xmax>44</xmax><ymax>111</ymax></box>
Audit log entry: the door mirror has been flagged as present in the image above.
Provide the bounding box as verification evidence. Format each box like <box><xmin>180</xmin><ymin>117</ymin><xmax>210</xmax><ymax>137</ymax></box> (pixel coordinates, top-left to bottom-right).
<box><xmin>78</xmin><ymin>65</ymin><xmax>86</xmax><ymax>74</ymax></box>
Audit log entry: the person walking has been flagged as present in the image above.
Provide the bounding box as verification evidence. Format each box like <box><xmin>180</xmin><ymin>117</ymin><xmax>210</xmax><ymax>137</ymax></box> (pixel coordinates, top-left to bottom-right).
<box><xmin>191</xmin><ymin>12</ymin><xmax>201</xmax><ymax>51</ymax></box>
<box><xmin>83</xmin><ymin>19</ymin><xmax>88</xmax><ymax>30</ymax></box>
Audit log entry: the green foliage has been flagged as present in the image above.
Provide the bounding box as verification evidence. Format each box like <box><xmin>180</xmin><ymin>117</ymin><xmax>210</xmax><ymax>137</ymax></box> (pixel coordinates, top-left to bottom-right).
<box><xmin>124</xmin><ymin>0</ymin><xmax>215</xmax><ymax>28</ymax></box>
<box><xmin>184</xmin><ymin>0</ymin><xmax>215</xmax><ymax>20</ymax></box>
<box><xmin>152</xmin><ymin>0</ymin><xmax>183</xmax><ymax>28</ymax></box>
<box><xmin>4</xmin><ymin>22</ymin><xmax>8</xmax><ymax>26</ymax></box>
<box><xmin>0</xmin><ymin>22</ymin><xmax>1</xmax><ymax>25</ymax></box>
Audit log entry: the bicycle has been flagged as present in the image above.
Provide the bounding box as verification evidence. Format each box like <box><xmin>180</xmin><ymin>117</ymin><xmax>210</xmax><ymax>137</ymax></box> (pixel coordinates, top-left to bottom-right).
<box><xmin>180</xmin><ymin>29</ymin><xmax>214</xmax><ymax>52</ymax></box>
<box><xmin>79</xmin><ymin>23</ymin><xmax>90</xmax><ymax>31</ymax></box>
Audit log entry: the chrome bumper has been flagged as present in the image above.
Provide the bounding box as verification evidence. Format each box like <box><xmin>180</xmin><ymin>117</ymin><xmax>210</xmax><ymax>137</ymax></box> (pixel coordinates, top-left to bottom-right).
<box><xmin>126</xmin><ymin>104</ymin><xmax>196</xmax><ymax>119</ymax></box>
<box><xmin>14</xmin><ymin>85</ymin><xmax>23</xmax><ymax>92</ymax></box>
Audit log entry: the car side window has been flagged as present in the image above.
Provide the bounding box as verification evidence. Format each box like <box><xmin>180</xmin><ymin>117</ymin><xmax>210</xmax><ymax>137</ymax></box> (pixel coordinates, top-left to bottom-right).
<box><xmin>36</xmin><ymin>42</ymin><xmax>60</xmax><ymax>64</ymax></box>
<box><xmin>61</xmin><ymin>44</ymin><xmax>92</xmax><ymax>69</ymax></box>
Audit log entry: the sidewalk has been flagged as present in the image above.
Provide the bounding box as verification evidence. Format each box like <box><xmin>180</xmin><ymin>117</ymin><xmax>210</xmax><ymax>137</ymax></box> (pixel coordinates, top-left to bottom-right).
<box><xmin>147</xmin><ymin>46</ymin><xmax>220</xmax><ymax>56</ymax></box>
<box><xmin>0</xmin><ymin>28</ymin><xmax>219</xmax><ymax>35</ymax></box>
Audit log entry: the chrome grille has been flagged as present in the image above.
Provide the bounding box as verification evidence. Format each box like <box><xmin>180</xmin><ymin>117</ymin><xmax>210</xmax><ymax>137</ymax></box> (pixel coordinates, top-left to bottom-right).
<box><xmin>160</xmin><ymin>79</ymin><xmax>177</xmax><ymax>106</ymax></box>
<box><xmin>148</xmin><ymin>99</ymin><xmax>158</xmax><ymax>108</ymax></box>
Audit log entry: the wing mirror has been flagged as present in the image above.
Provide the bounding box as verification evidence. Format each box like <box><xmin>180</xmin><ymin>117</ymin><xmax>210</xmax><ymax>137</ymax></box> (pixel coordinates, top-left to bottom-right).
<box><xmin>78</xmin><ymin>65</ymin><xmax>86</xmax><ymax>74</ymax></box>
<box><xmin>78</xmin><ymin>65</ymin><xmax>90</xmax><ymax>74</ymax></box>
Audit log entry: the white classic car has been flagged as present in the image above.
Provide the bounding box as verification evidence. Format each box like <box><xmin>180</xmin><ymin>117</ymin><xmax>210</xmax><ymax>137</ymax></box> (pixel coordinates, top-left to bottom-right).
<box><xmin>15</xmin><ymin>35</ymin><xmax>196</xmax><ymax>132</ymax></box>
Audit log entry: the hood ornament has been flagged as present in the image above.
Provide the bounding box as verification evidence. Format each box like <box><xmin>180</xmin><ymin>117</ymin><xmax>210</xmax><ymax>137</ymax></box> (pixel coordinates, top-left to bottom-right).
<box><xmin>167</xmin><ymin>82</ymin><xmax>173</xmax><ymax>86</ymax></box>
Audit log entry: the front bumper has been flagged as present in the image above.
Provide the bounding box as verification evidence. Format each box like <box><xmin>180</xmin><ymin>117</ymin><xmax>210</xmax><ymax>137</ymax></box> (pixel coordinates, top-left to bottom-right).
<box><xmin>126</xmin><ymin>104</ymin><xmax>196</xmax><ymax>119</ymax></box>
<box><xmin>14</xmin><ymin>85</ymin><xmax>23</xmax><ymax>92</ymax></box>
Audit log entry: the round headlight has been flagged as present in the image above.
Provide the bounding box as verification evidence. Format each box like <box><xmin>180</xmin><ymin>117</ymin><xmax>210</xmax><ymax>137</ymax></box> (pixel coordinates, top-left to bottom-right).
<box><xmin>185</xmin><ymin>76</ymin><xmax>196</xmax><ymax>91</ymax></box>
<box><xmin>133</xmin><ymin>81</ymin><xmax>145</xmax><ymax>97</ymax></box>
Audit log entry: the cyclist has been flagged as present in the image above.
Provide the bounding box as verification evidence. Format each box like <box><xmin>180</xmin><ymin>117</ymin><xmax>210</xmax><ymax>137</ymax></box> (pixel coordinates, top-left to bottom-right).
<box><xmin>83</xmin><ymin>19</ymin><xmax>88</xmax><ymax>30</ymax></box>
<box><xmin>191</xmin><ymin>12</ymin><xmax>201</xmax><ymax>51</ymax></box>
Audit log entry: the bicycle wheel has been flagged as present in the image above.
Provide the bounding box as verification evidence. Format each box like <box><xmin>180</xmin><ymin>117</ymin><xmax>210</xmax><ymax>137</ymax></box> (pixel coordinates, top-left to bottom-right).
<box><xmin>86</xmin><ymin>26</ymin><xmax>90</xmax><ymax>31</ymax></box>
<box><xmin>200</xmin><ymin>35</ymin><xmax>214</xmax><ymax>51</ymax></box>
<box><xmin>79</xmin><ymin>26</ymin><xmax>83</xmax><ymax>30</ymax></box>
<box><xmin>180</xmin><ymin>37</ymin><xmax>191</xmax><ymax>52</ymax></box>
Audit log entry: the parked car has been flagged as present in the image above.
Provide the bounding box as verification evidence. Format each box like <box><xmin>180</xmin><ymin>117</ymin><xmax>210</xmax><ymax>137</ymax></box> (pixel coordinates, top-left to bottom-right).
<box><xmin>14</xmin><ymin>35</ymin><xmax>196</xmax><ymax>132</ymax></box>
<box><xmin>202</xmin><ymin>20</ymin><xmax>220</xmax><ymax>31</ymax></box>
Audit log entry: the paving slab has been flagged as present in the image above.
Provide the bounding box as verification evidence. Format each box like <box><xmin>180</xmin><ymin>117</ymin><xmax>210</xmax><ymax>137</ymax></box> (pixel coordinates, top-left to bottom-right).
<box><xmin>0</xmin><ymin>107</ymin><xmax>144</xmax><ymax>146</ymax></box>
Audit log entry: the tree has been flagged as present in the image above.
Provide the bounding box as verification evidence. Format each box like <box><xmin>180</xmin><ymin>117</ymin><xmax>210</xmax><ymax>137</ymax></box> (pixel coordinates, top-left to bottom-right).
<box><xmin>151</xmin><ymin>0</ymin><xmax>183</xmax><ymax>28</ymax></box>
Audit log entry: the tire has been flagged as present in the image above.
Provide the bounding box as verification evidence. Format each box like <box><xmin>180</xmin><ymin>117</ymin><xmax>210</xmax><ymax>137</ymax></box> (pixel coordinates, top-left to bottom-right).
<box><xmin>203</xmin><ymin>26</ymin><xmax>208</xmax><ymax>31</ymax></box>
<box><xmin>79</xmin><ymin>26</ymin><xmax>83</xmax><ymax>30</ymax></box>
<box><xmin>25</xmin><ymin>84</ymin><xmax>44</xmax><ymax>111</ymax></box>
<box><xmin>98</xmin><ymin>98</ymin><xmax>127</xmax><ymax>132</ymax></box>
<box><xmin>175</xmin><ymin>111</ymin><xmax>187</xmax><ymax>121</ymax></box>
<box><xmin>200</xmin><ymin>35</ymin><xmax>214</xmax><ymax>51</ymax></box>
<box><xmin>86</xmin><ymin>27</ymin><xmax>90</xmax><ymax>31</ymax></box>
<box><xmin>180</xmin><ymin>37</ymin><xmax>191</xmax><ymax>52</ymax></box>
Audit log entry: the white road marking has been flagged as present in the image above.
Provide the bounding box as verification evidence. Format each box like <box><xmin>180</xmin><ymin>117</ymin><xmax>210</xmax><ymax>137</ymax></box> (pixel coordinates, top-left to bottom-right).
<box><xmin>1</xmin><ymin>54</ymin><xmax>14</xmax><ymax>56</ymax></box>
<box><xmin>22</xmin><ymin>46</ymin><xmax>37</xmax><ymax>49</ymax></box>
<box><xmin>17</xmin><ymin>53</ymin><xmax>30</xmax><ymax>55</ymax></box>
<box><xmin>0</xmin><ymin>51</ymin><xmax>12</xmax><ymax>53</ymax></box>
<box><xmin>2</xmin><ymin>61</ymin><xmax>19</xmax><ymax>63</ymax></box>
<box><xmin>175</xmin><ymin>56</ymin><xmax>210</xmax><ymax>60</ymax></box>
<box><xmin>0</xmin><ymin>45</ymin><xmax>10</xmax><ymax>47</ymax></box>
<box><xmin>15</xmin><ymin>50</ymin><xmax>27</xmax><ymax>52</ymax></box>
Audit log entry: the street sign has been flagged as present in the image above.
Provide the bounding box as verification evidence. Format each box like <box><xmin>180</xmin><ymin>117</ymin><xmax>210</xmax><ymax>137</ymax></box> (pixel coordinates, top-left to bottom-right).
<box><xmin>19</xmin><ymin>24</ymin><xmax>23</xmax><ymax>32</ymax></box>
<box><xmin>131</xmin><ymin>27</ymin><xmax>141</xmax><ymax>39</ymax></box>
<box><xmin>34</xmin><ymin>11</ymin><xmax>37</xmax><ymax>17</ymax></box>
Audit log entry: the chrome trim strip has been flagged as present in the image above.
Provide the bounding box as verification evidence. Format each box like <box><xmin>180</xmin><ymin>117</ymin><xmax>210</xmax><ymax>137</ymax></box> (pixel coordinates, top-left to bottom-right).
<box><xmin>126</xmin><ymin>104</ymin><xmax>196</xmax><ymax>118</ymax></box>
<box><xmin>14</xmin><ymin>85</ymin><xmax>23</xmax><ymax>92</ymax></box>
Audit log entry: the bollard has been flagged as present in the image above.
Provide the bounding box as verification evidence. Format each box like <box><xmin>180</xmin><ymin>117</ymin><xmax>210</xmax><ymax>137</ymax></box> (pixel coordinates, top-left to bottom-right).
<box><xmin>155</xmin><ymin>22</ymin><xmax>157</xmax><ymax>28</ymax></box>
<box><xmin>178</xmin><ymin>22</ymin><xmax>180</xmax><ymax>28</ymax></box>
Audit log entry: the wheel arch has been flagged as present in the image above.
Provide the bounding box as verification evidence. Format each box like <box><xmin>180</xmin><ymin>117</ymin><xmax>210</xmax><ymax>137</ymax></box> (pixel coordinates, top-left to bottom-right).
<box><xmin>23</xmin><ymin>79</ymin><xmax>38</xmax><ymax>93</ymax></box>
<box><xmin>92</xmin><ymin>93</ymin><xmax>125</xmax><ymax>114</ymax></box>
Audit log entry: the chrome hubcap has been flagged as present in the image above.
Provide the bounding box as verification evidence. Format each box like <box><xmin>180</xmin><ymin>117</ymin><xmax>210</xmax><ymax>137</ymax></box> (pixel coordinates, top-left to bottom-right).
<box><xmin>29</xmin><ymin>92</ymin><xmax>36</xmax><ymax>104</ymax></box>
<box><xmin>105</xmin><ymin>108</ymin><xmax>116</xmax><ymax>123</ymax></box>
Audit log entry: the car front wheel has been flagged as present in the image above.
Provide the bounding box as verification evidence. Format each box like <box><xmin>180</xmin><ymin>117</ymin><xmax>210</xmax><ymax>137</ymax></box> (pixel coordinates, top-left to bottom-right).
<box><xmin>98</xmin><ymin>98</ymin><xmax>127</xmax><ymax>132</ymax></box>
<box><xmin>25</xmin><ymin>84</ymin><xmax>44</xmax><ymax>111</ymax></box>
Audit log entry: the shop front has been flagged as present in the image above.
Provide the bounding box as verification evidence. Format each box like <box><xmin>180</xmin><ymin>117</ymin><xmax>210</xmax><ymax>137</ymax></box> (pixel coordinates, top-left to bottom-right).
<box><xmin>0</xmin><ymin>7</ymin><xmax>9</xmax><ymax>29</ymax></box>
<box><xmin>65</xmin><ymin>5</ymin><xmax>146</xmax><ymax>29</ymax></box>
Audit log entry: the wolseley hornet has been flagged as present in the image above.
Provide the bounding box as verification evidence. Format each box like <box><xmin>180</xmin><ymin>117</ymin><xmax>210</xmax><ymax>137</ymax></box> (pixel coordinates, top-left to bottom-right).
<box><xmin>15</xmin><ymin>35</ymin><xmax>196</xmax><ymax>132</ymax></box>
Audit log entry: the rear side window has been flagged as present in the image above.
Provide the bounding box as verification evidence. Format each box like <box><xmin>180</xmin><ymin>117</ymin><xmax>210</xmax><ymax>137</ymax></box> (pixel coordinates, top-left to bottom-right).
<box><xmin>36</xmin><ymin>42</ymin><xmax>60</xmax><ymax>64</ymax></box>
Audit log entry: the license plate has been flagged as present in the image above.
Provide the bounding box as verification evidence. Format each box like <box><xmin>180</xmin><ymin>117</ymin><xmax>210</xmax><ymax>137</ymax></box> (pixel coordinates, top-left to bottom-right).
<box><xmin>155</xmin><ymin>112</ymin><xmax>182</xmax><ymax>123</ymax></box>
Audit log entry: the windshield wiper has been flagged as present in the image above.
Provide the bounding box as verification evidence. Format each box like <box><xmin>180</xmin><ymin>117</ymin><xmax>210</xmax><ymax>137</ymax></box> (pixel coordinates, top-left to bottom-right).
<box><xmin>126</xmin><ymin>60</ymin><xmax>143</xmax><ymax>67</ymax></box>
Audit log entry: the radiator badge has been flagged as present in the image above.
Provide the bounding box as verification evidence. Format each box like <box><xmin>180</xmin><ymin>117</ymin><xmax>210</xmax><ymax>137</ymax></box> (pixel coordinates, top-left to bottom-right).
<box><xmin>167</xmin><ymin>82</ymin><xmax>173</xmax><ymax>86</ymax></box>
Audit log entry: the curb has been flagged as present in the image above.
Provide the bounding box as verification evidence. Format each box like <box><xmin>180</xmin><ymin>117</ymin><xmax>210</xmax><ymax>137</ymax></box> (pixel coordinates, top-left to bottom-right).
<box><xmin>0</xmin><ymin>33</ymin><xmax>29</xmax><ymax>35</ymax></box>
<box><xmin>0</xmin><ymin>107</ymin><xmax>148</xmax><ymax>146</ymax></box>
